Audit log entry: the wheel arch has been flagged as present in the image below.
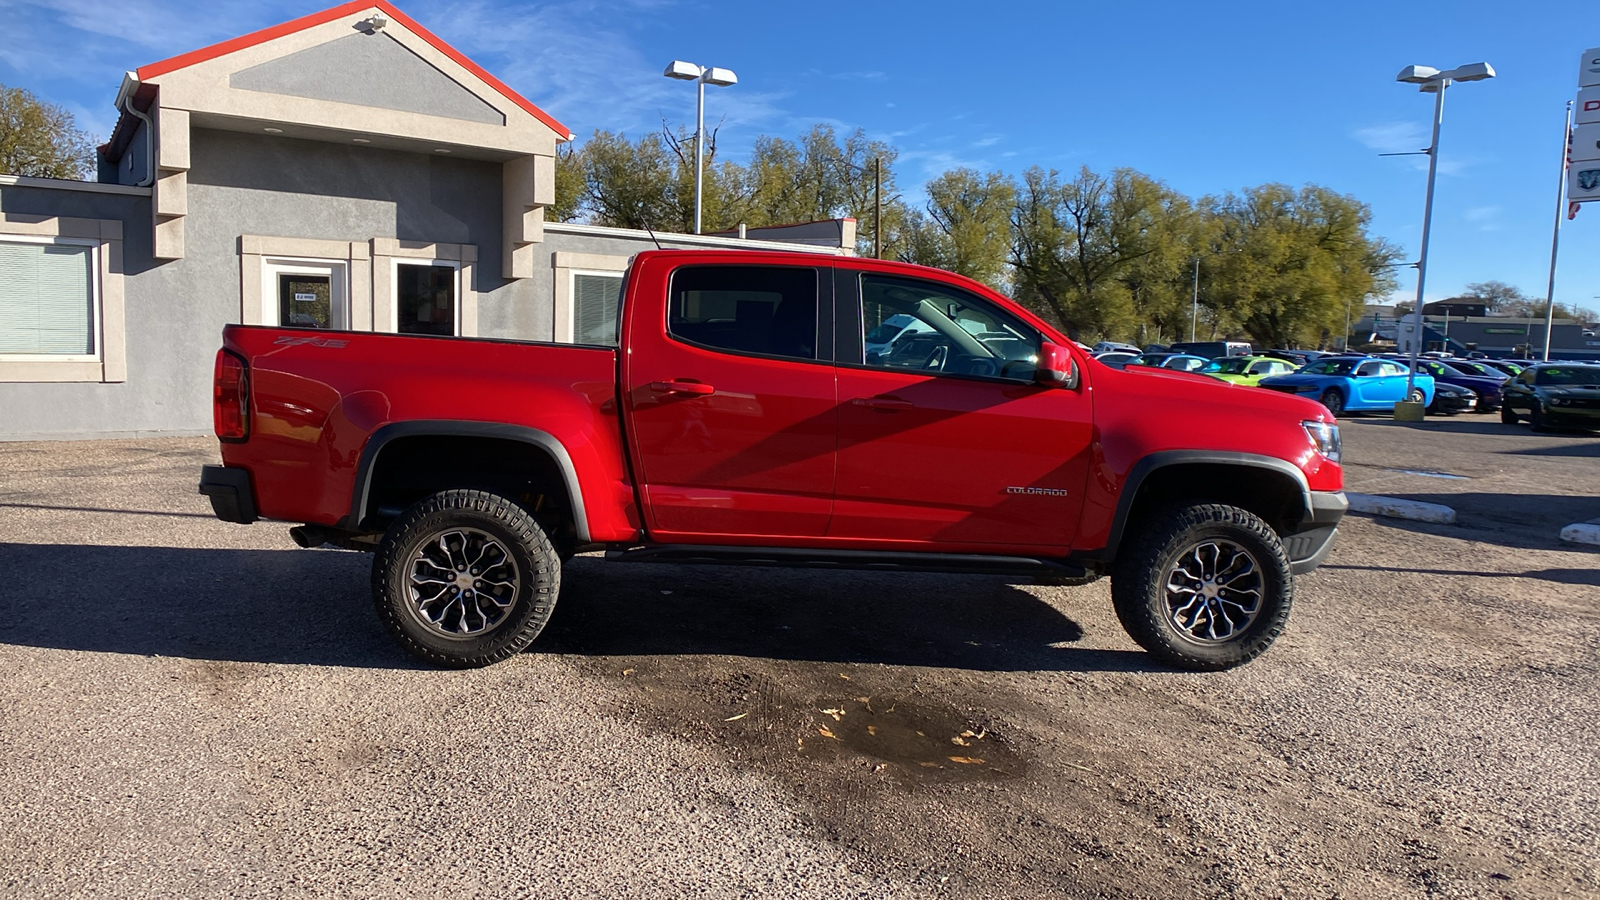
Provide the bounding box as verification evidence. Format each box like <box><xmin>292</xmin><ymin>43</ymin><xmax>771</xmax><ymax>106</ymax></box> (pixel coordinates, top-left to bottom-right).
<box><xmin>346</xmin><ymin>421</ymin><xmax>591</xmax><ymax>543</ymax></box>
<box><xmin>1096</xmin><ymin>451</ymin><xmax>1312</xmax><ymax>563</ymax></box>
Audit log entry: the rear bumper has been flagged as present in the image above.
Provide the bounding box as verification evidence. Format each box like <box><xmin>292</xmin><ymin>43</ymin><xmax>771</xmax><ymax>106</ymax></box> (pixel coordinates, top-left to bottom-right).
<box><xmin>1285</xmin><ymin>490</ymin><xmax>1346</xmax><ymax>575</ymax></box>
<box><xmin>198</xmin><ymin>465</ymin><xmax>258</xmax><ymax>524</ymax></box>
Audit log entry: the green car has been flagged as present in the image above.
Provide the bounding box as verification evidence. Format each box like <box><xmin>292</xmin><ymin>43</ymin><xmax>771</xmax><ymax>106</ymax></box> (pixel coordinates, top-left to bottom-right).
<box><xmin>1500</xmin><ymin>364</ymin><xmax>1600</xmax><ymax>431</ymax></box>
<box><xmin>1201</xmin><ymin>355</ymin><xmax>1299</xmax><ymax>387</ymax></box>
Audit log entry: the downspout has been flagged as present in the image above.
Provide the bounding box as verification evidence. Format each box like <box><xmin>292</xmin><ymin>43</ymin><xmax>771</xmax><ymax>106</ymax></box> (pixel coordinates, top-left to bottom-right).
<box><xmin>114</xmin><ymin>71</ymin><xmax>156</xmax><ymax>188</ymax></box>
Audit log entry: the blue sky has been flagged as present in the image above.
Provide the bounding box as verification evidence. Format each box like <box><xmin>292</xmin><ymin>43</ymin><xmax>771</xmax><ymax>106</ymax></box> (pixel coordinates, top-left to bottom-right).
<box><xmin>2</xmin><ymin>0</ymin><xmax>1596</xmax><ymax>313</ymax></box>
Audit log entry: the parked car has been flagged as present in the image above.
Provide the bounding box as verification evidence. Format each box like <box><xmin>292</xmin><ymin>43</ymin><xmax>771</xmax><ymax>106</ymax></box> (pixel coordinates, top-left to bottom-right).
<box><xmin>1428</xmin><ymin>382</ymin><xmax>1477</xmax><ymax>416</ymax></box>
<box><xmin>1201</xmin><ymin>355</ymin><xmax>1299</xmax><ymax>387</ymax></box>
<box><xmin>1092</xmin><ymin>340</ymin><xmax>1140</xmax><ymax>353</ymax></box>
<box><xmin>864</xmin><ymin>313</ymin><xmax>935</xmax><ymax>359</ymax></box>
<box><xmin>1475</xmin><ymin>359</ymin><xmax>1525</xmax><ymax>378</ymax></box>
<box><xmin>1500</xmin><ymin>364</ymin><xmax>1600</xmax><ymax>431</ymax></box>
<box><xmin>1258</xmin><ymin>356</ymin><xmax>1434</xmax><ymax>416</ymax></box>
<box><xmin>199</xmin><ymin>249</ymin><xmax>1347</xmax><ymax>672</ymax></box>
<box><xmin>1127</xmin><ymin>352</ymin><xmax>1210</xmax><ymax>372</ymax></box>
<box><xmin>1408</xmin><ymin>359</ymin><xmax>1505</xmax><ymax>412</ymax></box>
<box><xmin>1092</xmin><ymin>351</ymin><xmax>1139</xmax><ymax>369</ymax></box>
<box><xmin>1166</xmin><ymin>340</ymin><xmax>1253</xmax><ymax>360</ymax></box>
<box><xmin>1261</xmin><ymin>349</ymin><xmax>1327</xmax><ymax>367</ymax></box>
<box><xmin>1446</xmin><ymin>359</ymin><xmax>1516</xmax><ymax>383</ymax></box>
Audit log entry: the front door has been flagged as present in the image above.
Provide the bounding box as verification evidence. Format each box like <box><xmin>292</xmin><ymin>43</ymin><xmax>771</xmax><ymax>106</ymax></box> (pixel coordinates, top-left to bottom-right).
<box><xmin>624</xmin><ymin>262</ymin><xmax>837</xmax><ymax>540</ymax></box>
<box><xmin>830</xmin><ymin>272</ymin><xmax>1093</xmax><ymax>551</ymax></box>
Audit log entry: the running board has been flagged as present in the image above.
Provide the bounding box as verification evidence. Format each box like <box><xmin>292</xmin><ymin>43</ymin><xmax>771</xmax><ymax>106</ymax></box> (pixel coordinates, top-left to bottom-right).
<box><xmin>604</xmin><ymin>544</ymin><xmax>1090</xmax><ymax>579</ymax></box>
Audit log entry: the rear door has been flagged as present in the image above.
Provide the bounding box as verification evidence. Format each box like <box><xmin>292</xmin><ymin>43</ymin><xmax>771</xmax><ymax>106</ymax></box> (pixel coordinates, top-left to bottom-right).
<box><xmin>829</xmin><ymin>269</ymin><xmax>1093</xmax><ymax>551</ymax></box>
<box><xmin>622</xmin><ymin>258</ymin><xmax>838</xmax><ymax>540</ymax></box>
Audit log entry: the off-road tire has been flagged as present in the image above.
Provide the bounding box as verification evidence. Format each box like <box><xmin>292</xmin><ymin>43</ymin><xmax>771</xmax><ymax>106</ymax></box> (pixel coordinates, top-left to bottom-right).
<box><xmin>1319</xmin><ymin>389</ymin><xmax>1344</xmax><ymax>416</ymax></box>
<box><xmin>1110</xmin><ymin>503</ymin><xmax>1293</xmax><ymax>671</ymax></box>
<box><xmin>1500</xmin><ymin>404</ymin><xmax>1518</xmax><ymax>425</ymax></box>
<box><xmin>373</xmin><ymin>489</ymin><xmax>560</xmax><ymax>668</ymax></box>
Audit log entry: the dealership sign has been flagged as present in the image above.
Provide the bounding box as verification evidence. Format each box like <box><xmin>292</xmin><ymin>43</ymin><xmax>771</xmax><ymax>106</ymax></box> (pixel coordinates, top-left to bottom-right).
<box><xmin>1572</xmin><ymin>51</ymin><xmax>1600</xmax><ymax>213</ymax></box>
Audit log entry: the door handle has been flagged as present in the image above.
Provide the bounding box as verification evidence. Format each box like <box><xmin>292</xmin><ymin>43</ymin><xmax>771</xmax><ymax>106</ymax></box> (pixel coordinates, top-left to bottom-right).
<box><xmin>650</xmin><ymin>380</ymin><xmax>716</xmax><ymax>396</ymax></box>
<box><xmin>851</xmin><ymin>396</ymin><xmax>914</xmax><ymax>411</ymax></box>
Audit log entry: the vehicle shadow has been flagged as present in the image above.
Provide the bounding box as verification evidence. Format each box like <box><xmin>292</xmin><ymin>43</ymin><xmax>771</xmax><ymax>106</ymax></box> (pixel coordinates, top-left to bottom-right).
<box><xmin>1352</xmin><ymin>499</ymin><xmax>1600</xmax><ymax>553</ymax></box>
<box><xmin>1499</xmin><ymin>442</ymin><xmax>1600</xmax><ymax>459</ymax></box>
<box><xmin>0</xmin><ymin>543</ymin><xmax>1156</xmax><ymax>673</ymax></box>
<box><xmin>541</xmin><ymin>558</ymin><xmax>1155</xmax><ymax>673</ymax></box>
<box><xmin>1321</xmin><ymin>563</ymin><xmax>1600</xmax><ymax>587</ymax></box>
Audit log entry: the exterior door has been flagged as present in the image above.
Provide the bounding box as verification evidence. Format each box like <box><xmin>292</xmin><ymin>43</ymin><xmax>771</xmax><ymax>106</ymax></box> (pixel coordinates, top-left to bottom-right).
<box><xmin>830</xmin><ymin>272</ymin><xmax>1093</xmax><ymax>551</ymax></box>
<box><xmin>624</xmin><ymin>262</ymin><xmax>837</xmax><ymax>540</ymax></box>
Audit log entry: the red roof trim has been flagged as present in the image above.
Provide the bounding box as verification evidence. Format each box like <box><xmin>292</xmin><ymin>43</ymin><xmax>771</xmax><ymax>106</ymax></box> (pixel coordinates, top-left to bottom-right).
<box><xmin>134</xmin><ymin>0</ymin><xmax>570</xmax><ymax>139</ymax></box>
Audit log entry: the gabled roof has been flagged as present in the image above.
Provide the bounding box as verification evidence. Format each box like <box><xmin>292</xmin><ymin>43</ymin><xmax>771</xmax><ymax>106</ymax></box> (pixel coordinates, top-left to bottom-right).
<box><xmin>134</xmin><ymin>0</ymin><xmax>569</xmax><ymax>139</ymax></box>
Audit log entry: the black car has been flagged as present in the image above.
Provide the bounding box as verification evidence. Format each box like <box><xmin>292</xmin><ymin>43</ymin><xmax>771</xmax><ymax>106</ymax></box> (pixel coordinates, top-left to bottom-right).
<box><xmin>1408</xmin><ymin>359</ymin><xmax>1505</xmax><ymax>411</ymax></box>
<box><xmin>1428</xmin><ymin>382</ymin><xmax>1477</xmax><ymax>415</ymax></box>
<box><xmin>1501</xmin><ymin>364</ymin><xmax>1600</xmax><ymax>431</ymax></box>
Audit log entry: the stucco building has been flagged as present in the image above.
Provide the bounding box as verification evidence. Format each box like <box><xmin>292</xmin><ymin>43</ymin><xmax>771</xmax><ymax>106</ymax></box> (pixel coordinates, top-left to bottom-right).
<box><xmin>0</xmin><ymin>1</ymin><xmax>848</xmax><ymax>440</ymax></box>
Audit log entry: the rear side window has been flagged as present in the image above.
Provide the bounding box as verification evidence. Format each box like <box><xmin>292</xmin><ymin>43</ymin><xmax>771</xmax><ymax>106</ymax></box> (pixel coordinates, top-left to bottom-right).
<box><xmin>667</xmin><ymin>266</ymin><xmax>818</xmax><ymax>361</ymax></box>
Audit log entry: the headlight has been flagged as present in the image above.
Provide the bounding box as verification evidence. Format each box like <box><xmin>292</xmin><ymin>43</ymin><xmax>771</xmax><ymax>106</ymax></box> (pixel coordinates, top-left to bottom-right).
<box><xmin>1303</xmin><ymin>420</ymin><xmax>1341</xmax><ymax>463</ymax></box>
<box><xmin>1551</xmin><ymin>397</ymin><xmax>1565</xmax><ymax>406</ymax></box>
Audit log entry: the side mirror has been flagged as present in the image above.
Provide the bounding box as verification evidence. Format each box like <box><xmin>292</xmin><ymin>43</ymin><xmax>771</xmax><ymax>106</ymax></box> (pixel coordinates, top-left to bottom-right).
<box><xmin>1035</xmin><ymin>342</ymin><xmax>1079</xmax><ymax>389</ymax></box>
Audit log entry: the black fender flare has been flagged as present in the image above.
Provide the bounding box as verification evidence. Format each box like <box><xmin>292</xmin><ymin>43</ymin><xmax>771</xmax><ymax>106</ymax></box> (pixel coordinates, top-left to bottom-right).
<box><xmin>345</xmin><ymin>421</ymin><xmax>591</xmax><ymax>542</ymax></box>
<box><xmin>1094</xmin><ymin>450</ymin><xmax>1313</xmax><ymax>562</ymax></box>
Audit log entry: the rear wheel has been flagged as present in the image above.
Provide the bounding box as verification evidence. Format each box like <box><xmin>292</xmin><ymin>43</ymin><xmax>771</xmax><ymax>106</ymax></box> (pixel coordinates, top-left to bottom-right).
<box><xmin>1111</xmin><ymin>503</ymin><xmax>1293</xmax><ymax>671</ymax></box>
<box><xmin>372</xmin><ymin>489</ymin><xmax>560</xmax><ymax>668</ymax></box>
<box><xmin>1319</xmin><ymin>389</ymin><xmax>1344</xmax><ymax>416</ymax></box>
<box><xmin>1407</xmin><ymin>387</ymin><xmax>1426</xmax><ymax>404</ymax></box>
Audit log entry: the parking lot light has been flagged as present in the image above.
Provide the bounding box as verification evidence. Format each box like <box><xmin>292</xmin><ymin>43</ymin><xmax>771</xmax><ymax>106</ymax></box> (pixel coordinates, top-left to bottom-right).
<box><xmin>663</xmin><ymin>60</ymin><xmax>739</xmax><ymax>234</ymax></box>
<box><xmin>1394</xmin><ymin>61</ymin><xmax>1495</xmax><ymax>400</ymax></box>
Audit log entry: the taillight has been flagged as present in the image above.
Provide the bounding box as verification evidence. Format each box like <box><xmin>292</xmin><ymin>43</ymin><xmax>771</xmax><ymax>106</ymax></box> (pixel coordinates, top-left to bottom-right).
<box><xmin>213</xmin><ymin>350</ymin><xmax>250</xmax><ymax>441</ymax></box>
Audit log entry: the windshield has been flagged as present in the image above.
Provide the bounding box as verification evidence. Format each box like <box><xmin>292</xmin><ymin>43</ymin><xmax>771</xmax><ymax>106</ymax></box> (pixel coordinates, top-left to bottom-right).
<box><xmin>1203</xmin><ymin>358</ymin><xmax>1253</xmax><ymax>375</ymax></box>
<box><xmin>1303</xmin><ymin>359</ymin><xmax>1358</xmax><ymax>376</ymax></box>
<box><xmin>1130</xmin><ymin>354</ymin><xmax>1169</xmax><ymax>366</ymax></box>
<box><xmin>1451</xmin><ymin>361</ymin><xmax>1501</xmax><ymax>378</ymax></box>
<box><xmin>1423</xmin><ymin>361</ymin><xmax>1468</xmax><ymax>377</ymax></box>
<box><xmin>864</xmin><ymin>317</ymin><xmax>909</xmax><ymax>344</ymax></box>
<box><xmin>1535</xmin><ymin>367</ymin><xmax>1600</xmax><ymax>386</ymax></box>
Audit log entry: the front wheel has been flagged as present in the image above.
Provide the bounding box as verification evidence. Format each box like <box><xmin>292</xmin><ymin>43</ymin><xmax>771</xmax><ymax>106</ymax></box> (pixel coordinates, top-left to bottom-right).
<box><xmin>372</xmin><ymin>489</ymin><xmax>561</xmax><ymax>668</ymax></box>
<box><xmin>1500</xmin><ymin>404</ymin><xmax>1519</xmax><ymax>425</ymax></box>
<box><xmin>1111</xmin><ymin>503</ymin><xmax>1293</xmax><ymax>671</ymax></box>
<box><xmin>1319</xmin><ymin>389</ymin><xmax>1344</xmax><ymax>416</ymax></box>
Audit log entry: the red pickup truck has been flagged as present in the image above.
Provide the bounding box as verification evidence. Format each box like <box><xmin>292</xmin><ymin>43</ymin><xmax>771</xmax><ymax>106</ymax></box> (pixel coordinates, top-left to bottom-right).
<box><xmin>200</xmin><ymin>250</ymin><xmax>1346</xmax><ymax>671</ymax></box>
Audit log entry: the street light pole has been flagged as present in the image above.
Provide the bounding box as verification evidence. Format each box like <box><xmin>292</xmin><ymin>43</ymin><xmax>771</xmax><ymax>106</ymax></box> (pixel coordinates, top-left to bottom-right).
<box><xmin>664</xmin><ymin>61</ymin><xmax>738</xmax><ymax>234</ymax></box>
<box><xmin>1541</xmin><ymin>101</ymin><xmax>1574</xmax><ymax>361</ymax></box>
<box><xmin>1190</xmin><ymin>257</ymin><xmax>1199</xmax><ymax>342</ymax></box>
<box><xmin>1393</xmin><ymin>62</ymin><xmax>1495</xmax><ymax>399</ymax></box>
<box><xmin>1404</xmin><ymin>78</ymin><xmax>1446</xmax><ymax>398</ymax></box>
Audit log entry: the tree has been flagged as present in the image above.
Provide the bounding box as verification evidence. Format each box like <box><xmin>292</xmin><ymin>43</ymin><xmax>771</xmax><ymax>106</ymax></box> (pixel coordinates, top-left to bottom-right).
<box><xmin>1010</xmin><ymin>166</ymin><xmax>1191</xmax><ymax>341</ymax></box>
<box><xmin>899</xmin><ymin>168</ymin><xmax>1015</xmax><ymax>289</ymax></box>
<box><xmin>1197</xmin><ymin>185</ymin><xmax>1399</xmax><ymax>348</ymax></box>
<box><xmin>1460</xmin><ymin>280</ymin><xmax>1528</xmax><ymax>313</ymax></box>
<box><xmin>0</xmin><ymin>84</ymin><xmax>97</xmax><ymax>180</ymax></box>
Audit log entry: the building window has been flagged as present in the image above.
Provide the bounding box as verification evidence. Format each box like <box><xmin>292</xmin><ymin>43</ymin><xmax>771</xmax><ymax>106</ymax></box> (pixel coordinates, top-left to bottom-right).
<box><xmin>394</xmin><ymin>261</ymin><xmax>460</xmax><ymax>336</ymax></box>
<box><xmin>0</xmin><ymin>215</ymin><xmax>124</xmax><ymax>384</ymax></box>
<box><xmin>261</xmin><ymin>258</ymin><xmax>348</xmax><ymax>330</ymax></box>
<box><xmin>572</xmin><ymin>271</ymin><xmax>623</xmax><ymax>345</ymax></box>
<box><xmin>0</xmin><ymin>236</ymin><xmax>98</xmax><ymax>357</ymax></box>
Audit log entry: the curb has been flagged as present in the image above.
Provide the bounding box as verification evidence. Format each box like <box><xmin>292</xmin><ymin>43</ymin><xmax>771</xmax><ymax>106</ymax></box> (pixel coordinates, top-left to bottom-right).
<box><xmin>1346</xmin><ymin>493</ymin><xmax>1457</xmax><ymax>524</ymax></box>
<box><xmin>1559</xmin><ymin>522</ymin><xmax>1600</xmax><ymax>547</ymax></box>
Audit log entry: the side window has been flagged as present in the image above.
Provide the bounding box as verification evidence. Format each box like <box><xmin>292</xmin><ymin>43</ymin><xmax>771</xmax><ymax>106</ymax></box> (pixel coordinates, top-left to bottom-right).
<box><xmin>858</xmin><ymin>274</ymin><xmax>1042</xmax><ymax>380</ymax></box>
<box><xmin>1357</xmin><ymin>361</ymin><xmax>1381</xmax><ymax>377</ymax></box>
<box><xmin>667</xmin><ymin>266</ymin><xmax>817</xmax><ymax>361</ymax></box>
<box><xmin>1380</xmin><ymin>362</ymin><xmax>1405</xmax><ymax>377</ymax></box>
<box><xmin>1518</xmin><ymin>370</ymin><xmax>1536</xmax><ymax>385</ymax></box>
<box><xmin>1249</xmin><ymin>362</ymin><xmax>1269</xmax><ymax>374</ymax></box>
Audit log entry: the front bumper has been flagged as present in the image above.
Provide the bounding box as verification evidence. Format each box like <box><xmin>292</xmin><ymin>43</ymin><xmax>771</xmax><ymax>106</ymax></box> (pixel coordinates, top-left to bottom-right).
<box><xmin>1284</xmin><ymin>490</ymin><xmax>1346</xmax><ymax>575</ymax></box>
<box><xmin>198</xmin><ymin>465</ymin><xmax>258</xmax><ymax>524</ymax></box>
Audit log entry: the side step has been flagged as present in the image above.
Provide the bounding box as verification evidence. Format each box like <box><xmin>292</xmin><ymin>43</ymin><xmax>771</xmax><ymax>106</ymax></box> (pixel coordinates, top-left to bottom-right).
<box><xmin>604</xmin><ymin>544</ymin><xmax>1091</xmax><ymax>579</ymax></box>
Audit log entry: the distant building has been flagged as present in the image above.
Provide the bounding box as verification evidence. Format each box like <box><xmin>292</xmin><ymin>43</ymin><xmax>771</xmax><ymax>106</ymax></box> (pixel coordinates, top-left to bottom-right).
<box><xmin>1421</xmin><ymin>299</ymin><xmax>1488</xmax><ymax>318</ymax></box>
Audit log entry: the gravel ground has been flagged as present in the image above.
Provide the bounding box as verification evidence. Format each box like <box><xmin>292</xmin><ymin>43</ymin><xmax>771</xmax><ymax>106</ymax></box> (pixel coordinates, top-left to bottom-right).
<box><xmin>1</xmin><ymin>417</ymin><xmax>1596</xmax><ymax>898</ymax></box>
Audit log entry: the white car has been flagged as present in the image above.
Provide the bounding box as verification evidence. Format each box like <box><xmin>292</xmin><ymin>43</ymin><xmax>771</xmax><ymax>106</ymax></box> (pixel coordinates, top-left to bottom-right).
<box><xmin>865</xmin><ymin>314</ymin><xmax>937</xmax><ymax>358</ymax></box>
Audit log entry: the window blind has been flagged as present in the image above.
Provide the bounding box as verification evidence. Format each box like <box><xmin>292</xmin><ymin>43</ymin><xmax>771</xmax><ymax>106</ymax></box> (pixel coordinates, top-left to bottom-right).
<box><xmin>574</xmin><ymin>273</ymin><xmax>623</xmax><ymax>345</ymax></box>
<box><xmin>0</xmin><ymin>241</ymin><xmax>95</xmax><ymax>355</ymax></box>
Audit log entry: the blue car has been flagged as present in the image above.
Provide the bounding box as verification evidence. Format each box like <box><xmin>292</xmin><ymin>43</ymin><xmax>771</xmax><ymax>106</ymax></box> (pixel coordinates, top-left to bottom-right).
<box><xmin>1258</xmin><ymin>356</ymin><xmax>1434</xmax><ymax>416</ymax></box>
